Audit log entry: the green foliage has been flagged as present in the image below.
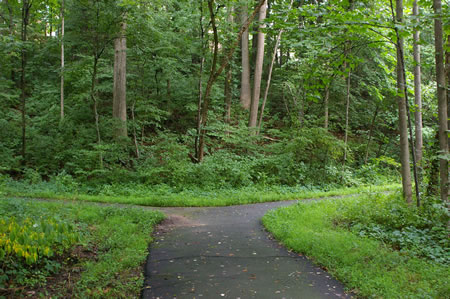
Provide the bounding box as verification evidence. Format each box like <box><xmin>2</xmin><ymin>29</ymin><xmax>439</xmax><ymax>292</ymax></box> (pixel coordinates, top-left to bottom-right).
<box><xmin>0</xmin><ymin>213</ymin><xmax>78</xmax><ymax>289</ymax></box>
<box><xmin>335</xmin><ymin>194</ymin><xmax>450</xmax><ymax>264</ymax></box>
<box><xmin>0</xmin><ymin>198</ymin><xmax>165</xmax><ymax>297</ymax></box>
<box><xmin>263</xmin><ymin>194</ymin><xmax>450</xmax><ymax>298</ymax></box>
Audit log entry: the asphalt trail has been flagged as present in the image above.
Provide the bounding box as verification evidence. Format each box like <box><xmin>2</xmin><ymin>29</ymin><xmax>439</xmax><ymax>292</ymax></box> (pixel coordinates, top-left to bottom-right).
<box><xmin>142</xmin><ymin>201</ymin><xmax>351</xmax><ymax>299</ymax></box>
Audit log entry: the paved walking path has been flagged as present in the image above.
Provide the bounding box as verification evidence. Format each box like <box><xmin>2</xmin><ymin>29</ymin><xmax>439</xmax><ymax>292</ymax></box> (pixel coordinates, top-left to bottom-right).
<box><xmin>143</xmin><ymin>201</ymin><xmax>351</xmax><ymax>299</ymax></box>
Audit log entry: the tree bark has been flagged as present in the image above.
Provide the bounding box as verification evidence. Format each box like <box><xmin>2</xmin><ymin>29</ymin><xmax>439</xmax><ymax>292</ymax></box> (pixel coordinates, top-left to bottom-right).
<box><xmin>413</xmin><ymin>0</ymin><xmax>422</xmax><ymax>165</ymax></box>
<box><xmin>343</xmin><ymin>68</ymin><xmax>351</xmax><ymax>165</ymax></box>
<box><xmin>195</xmin><ymin>2</ymin><xmax>205</xmax><ymax>160</ymax></box>
<box><xmin>446</xmin><ymin>36</ymin><xmax>450</xmax><ymax>135</ymax></box>
<box><xmin>240</xmin><ymin>2</ymin><xmax>251</xmax><ymax>110</ymax></box>
<box><xmin>364</xmin><ymin>105</ymin><xmax>379</xmax><ymax>164</ymax></box>
<box><xmin>224</xmin><ymin>6</ymin><xmax>233</xmax><ymax>124</ymax></box>
<box><xmin>394</xmin><ymin>0</ymin><xmax>413</xmax><ymax>203</ymax></box>
<box><xmin>131</xmin><ymin>101</ymin><xmax>140</xmax><ymax>158</ymax></box>
<box><xmin>3</xmin><ymin>0</ymin><xmax>15</xmax><ymax>83</ymax></box>
<box><xmin>433</xmin><ymin>0</ymin><xmax>449</xmax><ymax>202</ymax></box>
<box><xmin>91</xmin><ymin>56</ymin><xmax>103</xmax><ymax>168</ymax></box>
<box><xmin>20</xmin><ymin>0</ymin><xmax>31</xmax><ymax>163</ymax></box>
<box><xmin>113</xmin><ymin>17</ymin><xmax>128</xmax><ymax>138</ymax></box>
<box><xmin>248</xmin><ymin>0</ymin><xmax>267</xmax><ymax>129</ymax></box>
<box><xmin>197</xmin><ymin>0</ymin><xmax>266</xmax><ymax>162</ymax></box>
<box><xmin>60</xmin><ymin>0</ymin><xmax>65</xmax><ymax>119</ymax></box>
<box><xmin>324</xmin><ymin>85</ymin><xmax>329</xmax><ymax>130</ymax></box>
<box><xmin>257</xmin><ymin>0</ymin><xmax>294</xmax><ymax>135</ymax></box>
<box><xmin>225</xmin><ymin>63</ymin><xmax>232</xmax><ymax>124</ymax></box>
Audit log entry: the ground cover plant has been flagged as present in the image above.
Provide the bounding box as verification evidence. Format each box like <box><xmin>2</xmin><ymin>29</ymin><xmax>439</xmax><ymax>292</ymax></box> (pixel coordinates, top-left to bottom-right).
<box><xmin>262</xmin><ymin>192</ymin><xmax>450</xmax><ymax>298</ymax></box>
<box><xmin>0</xmin><ymin>198</ymin><xmax>165</xmax><ymax>298</ymax></box>
<box><xmin>1</xmin><ymin>175</ymin><xmax>400</xmax><ymax>207</ymax></box>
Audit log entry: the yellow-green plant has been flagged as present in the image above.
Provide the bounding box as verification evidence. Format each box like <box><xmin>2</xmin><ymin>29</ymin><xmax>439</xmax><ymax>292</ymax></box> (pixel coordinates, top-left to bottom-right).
<box><xmin>0</xmin><ymin>216</ymin><xmax>78</xmax><ymax>265</ymax></box>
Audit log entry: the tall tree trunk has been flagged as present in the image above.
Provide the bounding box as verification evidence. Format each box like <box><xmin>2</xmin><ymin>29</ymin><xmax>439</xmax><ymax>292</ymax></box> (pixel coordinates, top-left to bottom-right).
<box><xmin>225</xmin><ymin>63</ymin><xmax>232</xmax><ymax>124</ymax></box>
<box><xmin>394</xmin><ymin>0</ymin><xmax>413</xmax><ymax>203</ymax></box>
<box><xmin>4</xmin><ymin>0</ymin><xmax>15</xmax><ymax>83</ymax></box>
<box><xmin>113</xmin><ymin>18</ymin><xmax>127</xmax><ymax>138</ymax></box>
<box><xmin>249</xmin><ymin>0</ymin><xmax>267</xmax><ymax>129</ymax></box>
<box><xmin>343</xmin><ymin>68</ymin><xmax>351</xmax><ymax>165</ymax></box>
<box><xmin>197</xmin><ymin>0</ymin><xmax>266</xmax><ymax>162</ymax></box>
<box><xmin>240</xmin><ymin>2</ymin><xmax>251</xmax><ymax>110</ymax></box>
<box><xmin>433</xmin><ymin>0</ymin><xmax>449</xmax><ymax>203</ymax></box>
<box><xmin>257</xmin><ymin>0</ymin><xmax>294</xmax><ymax>135</ymax></box>
<box><xmin>364</xmin><ymin>105</ymin><xmax>379</xmax><ymax>164</ymax></box>
<box><xmin>197</xmin><ymin>0</ymin><xmax>220</xmax><ymax>161</ymax></box>
<box><xmin>91</xmin><ymin>57</ymin><xmax>103</xmax><ymax>168</ymax></box>
<box><xmin>60</xmin><ymin>0</ymin><xmax>65</xmax><ymax>119</ymax></box>
<box><xmin>324</xmin><ymin>85</ymin><xmax>329</xmax><ymax>130</ymax></box>
<box><xmin>49</xmin><ymin>6</ymin><xmax>53</xmax><ymax>36</ymax></box>
<box><xmin>195</xmin><ymin>2</ymin><xmax>205</xmax><ymax>160</ymax></box>
<box><xmin>413</xmin><ymin>0</ymin><xmax>423</xmax><ymax>165</ymax></box>
<box><xmin>446</xmin><ymin>36</ymin><xmax>450</xmax><ymax>134</ymax></box>
<box><xmin>20</xmin><ymin>0</ymin><xmax>31</xmax><ymax>163</ymax></box>
<box><xmin>167</xmin><ymin>78</ymin><xmax>171</xmax><ymax>113</ymax></box>
<box><xmin>224</xmin><ymin>6</ymin><xmax>233</xmax><ymax>124</ymax></box>
<box><xmin>131</xmin><ymin>101</ymin><xmax>140</xmax><ymax>158</ymax></box>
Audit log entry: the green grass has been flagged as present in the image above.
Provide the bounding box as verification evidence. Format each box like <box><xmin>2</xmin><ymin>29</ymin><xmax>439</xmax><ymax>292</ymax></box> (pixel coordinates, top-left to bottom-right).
<box><xmin>1</xmin><ymin>183</ymin><xmax>400</xmax><ymax>207</ymax></box>
<box><xmin>0</xmin><ymin>198</ymin><xmax>165</xmax><ymax>298</ymax></box>
<box><xmin>262</xmin><ymin>195</ymin><xmax>450</xmax><ymax>298</ymax></box>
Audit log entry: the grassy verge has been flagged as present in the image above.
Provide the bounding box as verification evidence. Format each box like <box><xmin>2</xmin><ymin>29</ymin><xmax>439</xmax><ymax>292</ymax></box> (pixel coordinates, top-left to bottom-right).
<box><xmin>0</xmin><ymin>198</ymin><xmax>165</xmax><ymax>298</ymax></box>
<box><xmin>262</xmin><ymin>194</ymin><xmax>449</xmax><ymax>298</ymax></box>
<box><xmin>1</xmin><ymin>183</ymin><xmax>400</xmax><ymax>207</ymax></box>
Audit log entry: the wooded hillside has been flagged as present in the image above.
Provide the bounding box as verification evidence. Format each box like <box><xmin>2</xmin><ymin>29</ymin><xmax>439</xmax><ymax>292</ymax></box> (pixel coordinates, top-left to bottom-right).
<box><xmin>0</xmin><ymin>0</ymin><xmax>448</xmax><ymax>203</ymax></box>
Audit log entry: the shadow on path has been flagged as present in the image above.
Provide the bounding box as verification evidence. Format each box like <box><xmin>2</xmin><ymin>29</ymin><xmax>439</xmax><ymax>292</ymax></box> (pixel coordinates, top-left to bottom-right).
<box><xmin>143</xmin><ymin>201</ymin><xmax>351</xmax><ymax>299</ymax></box>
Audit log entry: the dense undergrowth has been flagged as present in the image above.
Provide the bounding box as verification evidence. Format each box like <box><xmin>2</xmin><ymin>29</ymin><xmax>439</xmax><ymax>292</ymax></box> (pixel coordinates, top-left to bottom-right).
<box><xmin>0</xmin><ymin>198</ymin><xmax>165</xmax><ymax>298</ymax></box>
<box><xmin>2</xmin><ymin>128</ymin><xmax>400</xmax><ymax>191</ymax></box>
<box><xmin>1</xmin><ymin>128</ymin><xmax>401</xmax><ymax>207</ymax></box>
<box><xmin>263</xmin><ymin>193</ymin><xmax>450</xmax><ymax>298</ymax></box>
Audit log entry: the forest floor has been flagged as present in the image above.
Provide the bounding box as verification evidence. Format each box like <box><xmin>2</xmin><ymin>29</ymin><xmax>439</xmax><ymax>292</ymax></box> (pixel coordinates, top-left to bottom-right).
<box><xmin>143</xmin><ymin>200</ymin><xmax>352</xmax><ymax>298</ymax></box>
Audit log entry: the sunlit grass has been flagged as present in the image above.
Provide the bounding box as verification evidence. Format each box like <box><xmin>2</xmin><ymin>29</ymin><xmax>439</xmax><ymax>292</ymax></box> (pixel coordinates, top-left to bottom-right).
<box><xmin>2</xmin><ymin>183</ymin><xmax>400</xmax><ymax>207</ymax></box>
<box><xmin>262</xmin><ymin>195</ymin><xmax>450</xmax><ymax>298</ymax></box>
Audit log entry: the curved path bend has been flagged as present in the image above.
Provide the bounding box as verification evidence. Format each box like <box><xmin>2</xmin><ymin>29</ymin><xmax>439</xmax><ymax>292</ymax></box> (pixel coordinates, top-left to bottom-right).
<box><xmin>143</xmin><ymin>201</ymin><xmax>351</xmax><ymax>299</ymax></box>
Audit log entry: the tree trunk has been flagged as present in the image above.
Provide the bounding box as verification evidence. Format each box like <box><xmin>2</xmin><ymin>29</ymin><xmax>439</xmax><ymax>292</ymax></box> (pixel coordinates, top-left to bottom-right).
<box><xmin>240</xmin><ymin>3</ymin><xmax>251</xmax><ymax>110</ymax></box>
<box><xmin>324</xmin><ymin>85</ymin><xmax>329</xmax><ymax>130</ymax></box>
<box><xmin>4</xmin><ymin>0</ymin><xmax>15</xmax><ymax>83</ymax></box>
<box><xmin>343</xmin><ymin>68</ymin><xmax>351</xmax><ymax>165</ymax></box>
<box><xmin>20</xmin><ymin>0</ymin><xmax>31</xmax><ymax>163</ymax></box>
<box><xmin>131</xmin><ymin>101</ymin><xmax>140</xmax><ymax>158</ymax></box>
<box><xmin>433</xmin><ymin>0</ymin><xmax>449</xmax><ymax>202</ymax></box>
<box><xmin>197</xmin><ymin>0</ymin><xmax>266</xmax><ymax>162</ymax></box>
<box><xmin>91</xmin><ymin>57</ymin><xmax>103</xmax><ymax>168</ymax></box>
<box><xmin>364</xmin><ymin>105</ymin><xmax>379</xmax><ymax>164</ymax></box>
<box><xmin>113</xmin><ymin>18</ymin><xmax>127</xmax><ymax>138</ymax></box>
<box><xmin>446</xmin><ymin>36</ymin><xmax>450</xmax><ymax>135</ymax></box>
<box><xmin>167</xmin><ymin>78</ymin><xmax>172</xmax><ymax>113</ymax></box>
<box><xmin>197</xmin><ymin>0</ymin><xmax>220</xmax><ymax>161</ymax></box>
<box><xmin>257</xmin><ymin>0</ymin><xmax>294</xmax><ymax>135</ymax></box>
<box><xmin>395</xmin><ymin>0</ymin><xmax>413</xmax><ymax>203</ymax></box>
<box><xmin>224</xmin><ymin>6</ymin><xmax>233</xmax><ymax>124</ymax></box>
<box><xmin>225</xmin><ymin>63</ymin><xmax>232</xmax><ymax>124</ymax></box>
<box><xmin>413</xmin><ymin>0</ymin><xmax>423</xmax><ymax>165</ymax></box>
<box><xmin>249</xmin><ymin>0</ymin><xmax>267</xmax><ymax>129</ymax></box>
<box><xmin>60</xmin><ymin>0</ymin><xmax>65</xmax><ymax>119</ymax></box>
<box><xmin>195</xmin><ymin>2</ymin><xmax>205</xmax><ymax>160</ymax></box>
